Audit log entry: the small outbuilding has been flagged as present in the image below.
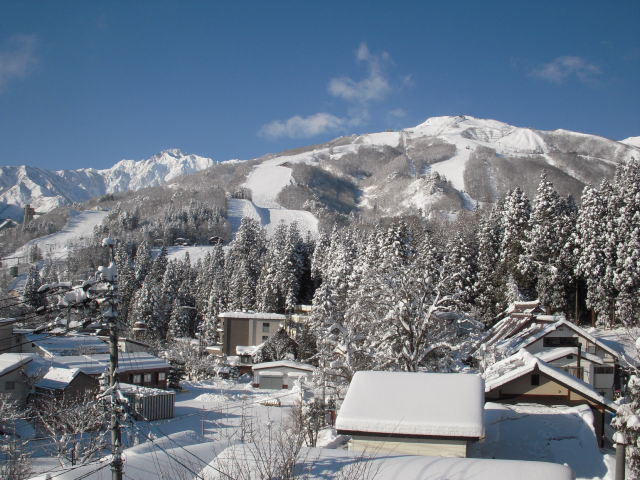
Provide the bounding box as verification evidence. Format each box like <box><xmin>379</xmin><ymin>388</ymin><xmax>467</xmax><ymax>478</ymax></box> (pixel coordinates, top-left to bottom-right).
<box><xmin>34</xmin><ymin>367</ymin><xmax>99</xmax><ymax>403</ymax></box>
<box><xmin>336</xmin><ymin>371</ymin><xmax>485</xmax><ymax>457</ymax></box>
<box><xmin>120</xmin><ymin>383</ymin><xmax>175</xmax><ymax>421</ymax></box>
<box><xmin>252</xmin><ymin>360</ymin><xmax>314</xmax><ymax>390</ymax></box>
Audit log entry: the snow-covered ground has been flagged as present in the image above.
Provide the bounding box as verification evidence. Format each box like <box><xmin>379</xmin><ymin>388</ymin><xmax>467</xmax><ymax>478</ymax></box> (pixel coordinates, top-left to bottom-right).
<box><xmin>472</xmin><ymin>402</ymin><xmax>613</xmax><ymax>480</ymax></box>
<box><xmin>26</xmin><ymin>380</ymin><xmax>617</xmax><ymax>480</ymax></box>
<box><xmin>3</xmin><ymin>209</ymin><xmax>109</xmax><ymax>266</ymax></box>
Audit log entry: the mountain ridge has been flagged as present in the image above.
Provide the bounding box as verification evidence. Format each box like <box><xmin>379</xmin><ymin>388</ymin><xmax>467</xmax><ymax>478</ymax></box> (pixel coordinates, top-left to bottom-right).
<box><xmin>0</xmin><ymin>149</ymin><xmax>215</xmax><ymax>220</ymax></box>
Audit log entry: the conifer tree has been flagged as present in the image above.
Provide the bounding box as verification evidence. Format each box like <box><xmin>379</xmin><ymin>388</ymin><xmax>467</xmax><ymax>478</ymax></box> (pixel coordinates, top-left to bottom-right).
<box><xmin>23</xmin><ymin>266</ymin><xmax>43</xmax><ymax>309</ymax></box>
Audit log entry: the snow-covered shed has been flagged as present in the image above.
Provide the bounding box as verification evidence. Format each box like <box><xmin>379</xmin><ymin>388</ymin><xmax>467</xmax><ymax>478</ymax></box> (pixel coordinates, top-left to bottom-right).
<box><xmin>336</xmin><ymin>371</ymin><xmax>485</xmax><ymax>457</ymax></box>
<box><xmin>201</xmin><ymin>444</ymin><xmax>573</xmax><ymax>480</ymax></box>
<box><xmin>120</xmin><ymin>383</ymin><xmax>175</xmax><ymax>421</ymax></box>
<box><xmin>252</xmin><ymin>360</ymin><xmax>314</xmax><ymax>389</ymax></box>
<box><xmin>484</xmin><ymin>349</ymin><xmax>618</xmax><ymax>446</ymax></box>
<box><xmin>35</xmin><ymin>366</ymin><xmax>98</xmax><ymax>402</ymax></box>
<box><xmin>219</xmin><ymin>311</ymin><xmax>288</xmax><ymax>355</ymax></box>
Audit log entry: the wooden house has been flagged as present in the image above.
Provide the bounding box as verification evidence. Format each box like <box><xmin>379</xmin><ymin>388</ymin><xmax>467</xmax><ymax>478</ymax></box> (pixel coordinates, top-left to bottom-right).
<box><xmin>484</xmin><ymin>350</ymin><xmax>617</xmax><ymax>446</ymax></box>
<box><xmin>53</xmin><ymin>352</ymin><xmax>171</xmax><ymax>389</ymax></box>
<box><xmin>335</xmin><ymin>371</ymin><xmax>485</xmax><ymax>457</ymax></box>
<box><xmin>34</xmin><ymin>367</ymin><xmax>99</xmax><ymax>403</ymax></box>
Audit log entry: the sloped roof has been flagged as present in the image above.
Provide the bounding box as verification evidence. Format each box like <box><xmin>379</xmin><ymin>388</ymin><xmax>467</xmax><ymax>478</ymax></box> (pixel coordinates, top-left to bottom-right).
<box><xmin>252</xmin><ymin>360</ymin><xmax>314</xmax><ymax>372</ymax></box>
<box><xmin>518</xmin><ymin>319</ymin><xmax>620</xmax><ymax>358</ymax></box>
<box><xmin>0</xmin><ymin>353</ymin><xmax>34</xmax><ymax>376</ymax></box>
<box><xmin>53</xmin><ymin>352</ymin><xmax>170</xmax><ymax>375</ymax></box>
<box><xmin>336</xmin><ymin>371</ymin><xmax>485</xmax><ymax>438</ymax></box>
<box><xmin>26</xmin><ymin>333</ymin><xmax>109</xmax><ymax>356</ymax></box>
<box><xmin>36</xmin><ymin>367</ymin><xmax>81</xmax><ymax>390</ymax></box>
<box><xmin>218</xmin><ymin>311</ymin><xmax>288</xmax><ymax>320</ymax></box>
<box><xmin>483</xmin><ymin>350</ymin><xmax>617</xmax><ymax>412</ymax></box>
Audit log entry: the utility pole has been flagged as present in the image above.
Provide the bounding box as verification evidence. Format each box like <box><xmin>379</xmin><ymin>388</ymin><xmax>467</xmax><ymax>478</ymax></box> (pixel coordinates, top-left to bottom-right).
<box><xmin>96</xmin><ymin>238</ymin><xmax>123</xmax><ymax>480</ymax></box>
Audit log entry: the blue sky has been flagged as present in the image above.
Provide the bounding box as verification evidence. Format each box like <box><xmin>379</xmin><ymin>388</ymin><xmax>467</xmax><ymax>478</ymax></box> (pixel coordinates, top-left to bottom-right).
<box><xmin>0</xmin><ymin>0</ymin><xmax>638</xmax><ymax>170</ymax></box>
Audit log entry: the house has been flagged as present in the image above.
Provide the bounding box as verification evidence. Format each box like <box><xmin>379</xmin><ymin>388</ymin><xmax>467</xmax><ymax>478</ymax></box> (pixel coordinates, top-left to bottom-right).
<box><xmin>52</xmin><ymin>352</ymin><xmax>171</xmax><ymax>389</ymax></box>
<box><xmin>218</xmin><ymin>311</ymin><xmax>288</xmax><ymax>356</ymax></box>
<box><xmin>0</xmin><ymin>353</ymin><xmax>37</xmax><ymax>404</ymax></box>
<box><xmin>477</xmin><ymin>315</ymin><xmax>620</xmax><ymax>399</ymax></box>
<box><xmin>335</xmin><ymin>371</ymin><xmax>485</xmax><ymax>457</ymax></box>
<box><xmin>0</xmin><ymin>317</ymin><xmax>22</xmax><ymax>353</ymax></box>
<box><xmin>34</xmin><ymin>367</ymin><xmax>99</xmax><ymax>403</ymax></box>
<box><xmin>484</xmin><ymin>349</ymin><xmax>618</xmax><ymax>446</ymax></box>
<box><xmin>252</xmin><ymin>360</ymin><xmax>314</xmax><ymax>389</ymax></box>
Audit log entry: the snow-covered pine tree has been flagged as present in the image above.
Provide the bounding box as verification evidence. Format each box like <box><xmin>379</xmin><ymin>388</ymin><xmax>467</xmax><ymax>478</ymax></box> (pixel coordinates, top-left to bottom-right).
<box><xmin>114</xmin><ymin>242</ymin><xmax>137</xmax><ymax>326</ymax></box>
<box><xmin>575</xmin><ymin>182</ymin><xmax>617</xmax><ymax>326</ymax></box>
<box><xmin>253</xmin><ymin>328</ymin><xmax>298</xmax><ymax>363</ymax></box>
<box><xmin>133</xmin><ymin>240</ymin><xmax>153</xmax><ymax>285</ymax></box>
<box><xmin>23</xmin><ymin>266</ymin><xmax>43</xmax><ymax>309</ymax></box>
<box><xmin>441</xmin><ymin>230</ymin><xmax>477</xmax><ymax>311</ymax></box>
<box><xmin>226</xmin><ymin>218</ymin><xmax>266</xmax><ymax>311</ymax></box>
<box><xmin>499</xmin><ymin>187</ymin><xmax>531</xmax><ymax>296</ymax></box>
<box><xmin>614</xmin><ymin>161</ymin><xmax>640</xmax><ymax>324</ymax></box>
<box><xmin>473</xmin><ymin>207</ymin><xmax>506</xmax><ymax>325</ymax></box>
<box><xmin>519</xmin><ymin>172</ymin><xmax>573</xmax><ymax>309</ymax></box>
<box><xmin>256</xmin><ymin>223</ymin><xmax>288</xmax><ymax>313</ymax></box>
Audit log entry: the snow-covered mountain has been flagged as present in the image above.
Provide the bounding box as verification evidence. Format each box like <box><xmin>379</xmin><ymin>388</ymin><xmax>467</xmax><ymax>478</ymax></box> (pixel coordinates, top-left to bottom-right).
<box><xmin>621</xmin><ymin>136</ymin><xmax>640</xmax><ymax>149</ymax></box>
<box><xmin>238</xmin><ymin>115</ymin><xmax>639</xmax><ymax>217</ymax></box>
<box><xmin>0</xmin><ymin>149</ymin><xmax>215</xmax><ymax>219</ymax></box>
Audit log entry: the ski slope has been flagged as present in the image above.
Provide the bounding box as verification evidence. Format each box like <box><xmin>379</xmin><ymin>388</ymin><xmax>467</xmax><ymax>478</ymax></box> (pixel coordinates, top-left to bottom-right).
<box><xmin>227</xmin><ymin>198</ymin><xmax>318</xmax><ymax>238</ymax></box>
<box><xmin>4</xmin><ymin>209</ymin><xmax>109</xmax><ymax>266</ymax></box>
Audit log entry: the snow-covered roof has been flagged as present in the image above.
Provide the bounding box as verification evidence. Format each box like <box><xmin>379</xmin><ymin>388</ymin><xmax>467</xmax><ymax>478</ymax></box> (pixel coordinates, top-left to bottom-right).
<box><xmin>53</xmin><ymin>352</ymin><xmax>170</xmax><ymax>375</ymax></box>
<box><xmin>218</xmin><ymin>311</ymin><xmax>288</xmax><ymax>320</ymax></box>
<box><xmin>236</xmin><ymin>345</ymin><xmax>260</xmax><ymax>355</ymax></box>
<box><xmin>201</xmin><ymin>444</ymin><xmax>573</xmax><ymax>480</ymax></box>
<box><xmin>0</xmin><ymin>353</ymin><xmax>34</xmax><ymax>376</ymax></box>
<box><xmin>518</xmin><ymin>319</ymin><xmax>620</xmax><ymax>358</ymax></box>
<box><xmin>252</xmin><ymin>360</ymin><xmax>315</xmax><ymax>372</ymax></box>
<box><xmin>535</xmin><ymin>347</ymin><xmax>603</xmax><ymax>365</ymax></box>
<box><xmin>336</xmin><ymin>371</ymin><xmax>485</xmax><ymax>438</ymax></box>
<box><xmin>483</xmin><ymin>350</ymin><xmax>618</xmax><ymax>412</ymax></box>
<box><xmin>26</xmin><ymin>333</ymin><xmax>109</xmax><ymax>356</ymax></box>
<box><xmin>119</xmin><ymin>383</ymin><xmax>174</xmax><ymax>396</ymax></box>
<box><xmin>36</xmin><ymin>367</ymin><xmax>81</xmax><ymax>390</ymax></box>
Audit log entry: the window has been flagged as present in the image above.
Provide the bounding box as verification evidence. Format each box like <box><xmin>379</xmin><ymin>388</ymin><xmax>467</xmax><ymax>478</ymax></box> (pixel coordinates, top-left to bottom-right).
<box><xmin>262</xmin><ymin>322</ymin><xmax>270</xmax><ymax>333</ymax></box>
<box><xmin>543</xmin><ymin>337</ymin><xmax>579</xmax><ymax>347</ymax></box>
<box><xmin>144</xmin><ymin>373</ymin><xmax>152</xmax><ymax>383</ymax></box>
<box><xmin>158</xmin><ymin>372</ymin><xmax>166</xmax><ymax>381</ymax></box>
<box><xmin>531</xmin><ymin>374</ymin><xmax>540</xmax><ymax>386</ymax></box>
<box><xmin>5</xmin><ymin>381</ymin><xmax>15</xmax><ymax>390</ymax></box>
<box><xmin>262</xmin><ymin>335</ymin><xmax>269</xmax><ymax>342</ymax></box>
<box><xmin>566</xmin><ymin>355</ymin><xmax>574</xmax><ymax>359</ymax></box>
<box><xmin>595</xmin><ymin>366</ymin><xmax>614</xmax><ymax>374</ymax></box>
<box><xmin>133</xmin><ymin>374</ymin><xmax>142</xmax><ymax>384</ymax></box>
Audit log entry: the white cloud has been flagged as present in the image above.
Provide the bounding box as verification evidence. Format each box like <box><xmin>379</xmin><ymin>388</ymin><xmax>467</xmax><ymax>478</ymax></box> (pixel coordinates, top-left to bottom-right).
<box><xmin>389</xmin><ymin>108</ymin><xmax>407</xmax><ymax>118</ymax></box>
<box><xmin>259</xmin><ymin>112</ymin><xmax>346</xmax><ymax>140</ymax></box>
<box><xmin>531</xmin><ymin>56</ymin><xmax>601</xmax><ymax>84</ymax></box>
<box><xmin>259</xmin><ymin>42</ymin><xmax>409</xmax><ymax>140</ymax></box>
<box><xmin>0</xmin><ymin>34</ymin><xmax>38</xmax><ymax>92</ymax></box>
<box><xmin>328</xmin><ymin>42</ymin><xmax>392</xmax><ymax>103</ymax></box>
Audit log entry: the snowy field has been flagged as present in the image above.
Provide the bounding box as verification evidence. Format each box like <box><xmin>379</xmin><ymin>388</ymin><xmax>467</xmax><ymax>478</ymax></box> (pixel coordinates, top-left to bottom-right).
<box><xmin>3</xmin><ymin>210</ymin><xmax>109</xmax><ymax>266</ymax></box>
<box><xmin>26</xmin><ymin>379</ymin><xmax>616</xmax><ymax>479</ymax></box>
